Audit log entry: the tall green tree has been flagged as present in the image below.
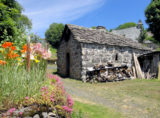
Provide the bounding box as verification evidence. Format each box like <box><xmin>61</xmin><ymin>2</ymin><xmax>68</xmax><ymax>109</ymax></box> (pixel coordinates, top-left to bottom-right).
<box><xmin>145</xmin><ymin>0</ymin><xmax>160</xmax><ymax>41</ymax></box>
<box><xmin>45</xmin><ymin>23</ymin><xmax>64</xmax><ymax>48</ymax></box>
<box><xmin>0</xmin><ymin>0</ymin><xmax>32</xmax><ymax>42</ymax></box>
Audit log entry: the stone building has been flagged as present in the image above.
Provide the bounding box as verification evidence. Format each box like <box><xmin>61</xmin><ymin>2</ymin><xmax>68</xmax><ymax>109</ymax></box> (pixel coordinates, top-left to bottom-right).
<box><xmin>57</xmin><ymin>24</ymin><xmax>151</xmax><ymax>81</ymax></box>
<box><xmin>111</xmin><ymin>20</ymin><xmax>143</xmax><ymax>42</ymax></box>
<box><xmin>111</xmin><ymin>27</ymin><xmax>141</xmax><ymax>42</ymax></box>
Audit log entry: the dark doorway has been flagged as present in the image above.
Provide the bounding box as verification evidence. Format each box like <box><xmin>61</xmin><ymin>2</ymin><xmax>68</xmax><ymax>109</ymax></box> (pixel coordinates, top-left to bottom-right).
<box><xmin>66</xmin><ymin>53</ymin><xmax>70</xmax><ymax>76</ymax></box>
<box><xmin>115</xmin><ymin>53</ymin><xmax>118</xmax><ymax>61</ymax></box>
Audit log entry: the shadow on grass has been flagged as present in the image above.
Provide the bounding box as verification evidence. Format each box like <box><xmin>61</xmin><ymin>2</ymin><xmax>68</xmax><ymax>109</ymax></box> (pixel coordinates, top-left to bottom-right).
<box><xmin>51</xmin><ymin>71</ymin><xmax>83</xmax><ymax>83</ymax></box>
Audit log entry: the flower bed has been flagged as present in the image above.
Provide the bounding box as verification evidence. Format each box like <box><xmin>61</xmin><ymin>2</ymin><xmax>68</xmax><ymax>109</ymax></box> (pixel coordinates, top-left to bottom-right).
<box><xmin>0</xmin><ymin>42</ymin><xmax>74</xmax><ymax>118</ymax></box>
<box><xmin>0</xmin><ymin>74</ymin><xmax>73</xmax><ymax>118</ymax></box>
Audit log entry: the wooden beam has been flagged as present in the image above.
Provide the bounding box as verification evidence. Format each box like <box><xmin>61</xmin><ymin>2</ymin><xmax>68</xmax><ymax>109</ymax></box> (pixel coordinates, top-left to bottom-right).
<box><xmin>132</xmin><ymin>66</ymin><xmax>136</xmax><ymax>79</ymax></box>
<box><xmin>133</xmin><ymin>53</ymin><xmax>145</xmax><ymax>79</ymax></box>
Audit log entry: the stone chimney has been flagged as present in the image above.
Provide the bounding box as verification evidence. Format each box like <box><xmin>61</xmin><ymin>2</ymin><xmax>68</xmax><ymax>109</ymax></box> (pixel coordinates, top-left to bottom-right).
<box><xmin>96</xmin><ymin>26</ymin><xmax>106</xmax><ymax>32</ymax></box>
<box><xmin>137</xmin><ymin>20</ymin><xmax>143</xmax><ymax>29</ymax></box>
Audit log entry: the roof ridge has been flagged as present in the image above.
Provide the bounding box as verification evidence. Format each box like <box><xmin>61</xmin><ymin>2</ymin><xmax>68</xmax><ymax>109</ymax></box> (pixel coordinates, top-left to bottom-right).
<box><xmin>66</xmin><ymin>24</ymin><xmax>152</xmax><ymax>51</ymax></box>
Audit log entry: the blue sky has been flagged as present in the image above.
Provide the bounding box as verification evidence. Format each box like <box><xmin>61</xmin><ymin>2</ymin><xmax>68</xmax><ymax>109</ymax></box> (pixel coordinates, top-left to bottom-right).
<box><xmin>17</xmin><ymin>0</ymin><xmax>151</xmax><ymax>38</ymax></box>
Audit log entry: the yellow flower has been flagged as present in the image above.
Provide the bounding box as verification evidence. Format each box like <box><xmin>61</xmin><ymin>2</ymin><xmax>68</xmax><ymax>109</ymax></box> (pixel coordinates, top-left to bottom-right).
<box><xmin>0</xmin><ymin>50</ymin><xmax>3</xmax><ymax>54</ymax></box>
<box><xmin>35</xmin><ymin>59</ymin><xmax>40</xmax><ymax>63</ymax></box>
<box><xmin>18</xmin><ymin>62</ymin><xmax>23</xmax><ymax>66</ymax></box>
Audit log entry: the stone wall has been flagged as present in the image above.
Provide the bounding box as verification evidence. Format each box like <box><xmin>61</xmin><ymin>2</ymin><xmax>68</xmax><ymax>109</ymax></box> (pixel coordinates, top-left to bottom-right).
<box><xmin>80</xmin><ymin>43</ymin><xmax>148</xmax><ymax>81</ymax></box>
<box><xmin>57</xmin><ymin>34</ymin><xmax>82</xmax><ymax>79</ymax></box>
<box><xmin>111</xmin><ymin>27</ymin><xmax>141</xmax><ymax>42</ymax></box>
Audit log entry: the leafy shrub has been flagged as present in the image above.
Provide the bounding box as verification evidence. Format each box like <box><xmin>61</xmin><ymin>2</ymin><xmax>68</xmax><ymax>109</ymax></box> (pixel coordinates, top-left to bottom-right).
<box><xmin>0</xmin><ymin>0</ymin><xmax>32</xmax><ymax>42</ymax></box>
<box><xmin>116</xmin><ymin>22</ymin><xmax>137</xmax><ymax>30</ymax></box>
<box><xmin>45</xmin><ymin>23</ymin><xmax>64</xmax><ymax>49</ymax></box>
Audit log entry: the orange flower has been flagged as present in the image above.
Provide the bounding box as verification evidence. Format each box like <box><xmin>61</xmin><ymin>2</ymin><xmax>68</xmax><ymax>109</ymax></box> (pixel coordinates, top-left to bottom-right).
<box><xmin>21</xmin><ymin>44</ymin><xmax>27</xmax><ymax>53</ymax></box>
<box><xmin>23</xmin><ymin>45</ymin><xmax>27</xmax><ymax>50</ymax></box>
<box><xmin>11</xmin><ymin>46</ymin><xmax>16</xmax><ymax>51</ymax></box>
<box><xmin>0</xmin><ymin>60</ymin><xmax>6</xmax><ymax>65</ymax></box>
<box><xmin>7</xmin><ymin>52</ymin><xmax>19</xmax><ymax>59</ymax></box>
<box><xmin>7</xmin><ymin>42</ymin><xmax>12</xmax><ymax>47</ymax></box>
<box><xmin>2</xmin><ymin>42</ymin><xmax>13</xmax><ymax>49</ymax></box>
<box><xmin>2</xmin><ymin>43</ymin><xmax>7</xmax><ymax>49</ymax></box>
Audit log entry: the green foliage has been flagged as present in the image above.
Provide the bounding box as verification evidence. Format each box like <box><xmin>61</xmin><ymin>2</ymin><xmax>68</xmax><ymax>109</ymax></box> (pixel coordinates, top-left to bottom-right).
<box><xmin>145</xmin><ymin>0</ymin><xmax>160</xmax><ymax>42</ymax></box>
<box><xmin>45</xmin><ymin>23</ymin><xmax>64</xmax><ymax>48</ymax></box>
<box><xmin>0</xmin><ymin>0</ymin><xmax>32</xmax><ymax>42</ymax></box>
<box><xmin>91</xmin><ymin>26</ymin><xmax>96</xmax><ymax>29</ymax></box>
<box><xmin>138</xmin><ymin>26</ymin><xmax>147</xmax><ymax>43</ymax></box>
<box><xmin>109</xmin><ymin>29</ymin><xmax>113</xmax><ymax>32</ymax></box>
<box><xmin>145</xmin><ymin>35</ymin><xmax>160</xmax><ymax>47</ymax></box>
<box><xmin>30</xmin><ymin>33</ymin><xmax>41</xmax><ymax>43</ymax></box>
<box><xmin>116</xmin><ymin>22</ymin><xmax>137</xmax><ymax>30</ymax></box>
<box><xmin>17</xmin><ymin>15</ymin><xmax>32</xmax><ymax>31</ymax></box>
<box><xmin>49</xmin><ymin>46</ymin><xmax>57</xmax><ymax>59</ymax></box>
<box><xmin>146</xmin><ymin>35</ymin><xmax>155</xmax><ymax>41</ymax></box>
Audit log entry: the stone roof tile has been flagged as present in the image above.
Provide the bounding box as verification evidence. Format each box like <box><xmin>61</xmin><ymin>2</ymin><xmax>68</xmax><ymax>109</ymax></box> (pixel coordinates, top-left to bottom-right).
<box><xmin>66</xmin><ymin>24</ymin><xmax>152</xmax><ymax>51</ymax></box>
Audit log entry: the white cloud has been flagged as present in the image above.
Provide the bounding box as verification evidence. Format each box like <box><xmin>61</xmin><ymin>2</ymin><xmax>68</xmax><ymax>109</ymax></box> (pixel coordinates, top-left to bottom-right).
<box><xmin>17</xmin><ymin>0</ymin><xmax>106</xmax><ymax>37</ymax></box>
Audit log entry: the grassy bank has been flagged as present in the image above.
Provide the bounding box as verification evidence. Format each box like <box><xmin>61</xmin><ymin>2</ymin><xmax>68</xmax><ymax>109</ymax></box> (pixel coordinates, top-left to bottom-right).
<box><xmin>73</xmin><ymin>101</ymin><xmax>123</xmax><ymax>118</ymax></box>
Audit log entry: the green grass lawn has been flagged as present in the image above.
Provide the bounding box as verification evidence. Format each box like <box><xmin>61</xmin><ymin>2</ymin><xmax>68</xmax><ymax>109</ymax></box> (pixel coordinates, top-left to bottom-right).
<box><xmin>73</xmin><ymin>101</ymin><xmax>123</xmax><ymax>118</ymax></box>
<box><xmin>62</xmin><ymin>79</ymin><xmax>160</xmax><ymax>118</ymax></box>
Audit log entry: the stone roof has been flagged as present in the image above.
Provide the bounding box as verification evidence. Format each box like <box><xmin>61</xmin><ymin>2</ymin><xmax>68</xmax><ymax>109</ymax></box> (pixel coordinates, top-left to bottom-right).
<box><xmin>138</xmin><ymin>51</ymin><xmax>160</xmax><ymax>58</ymax></box>
<box><xmin>66</xmin><ymin>24</ymin><xmax>152</xmax><ymax>51</ymax></box>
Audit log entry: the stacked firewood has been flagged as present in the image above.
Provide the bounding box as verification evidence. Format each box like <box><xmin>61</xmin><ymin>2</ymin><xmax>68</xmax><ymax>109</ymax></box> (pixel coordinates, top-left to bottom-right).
<box><xmin>86</xmin><ymin>64</ymin><xmax>134</xmax><ymax>82</ymax></box>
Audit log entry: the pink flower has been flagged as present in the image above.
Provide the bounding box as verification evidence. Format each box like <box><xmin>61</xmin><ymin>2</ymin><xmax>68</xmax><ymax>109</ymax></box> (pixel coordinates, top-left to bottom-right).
<box><xmin>8</xmin><ymin>108</ymin><xmax>16</xmax><ymax>115</ymax></box>
<box><xmin>62</xmin><ymin>86</ymin><xmax>66</xmax><ymax>94</ymax></box>
<box><xmin>47</xmin><ymin>74</ymin><xmax>55</xmax><ymax>79</ymax></box>
<box><xmin>25</xmin><ymin>96</ymin><xmax>29</xmax><ymax>100</ymax></box>
<box><xmin>50</xmin><ymin>95</ymin><xmax>54</xmax><ymax>102</ymax></box>
<box><xmin>41</xmin><ymin>86</ymin><xmax>48</xmax><ymax>92</ymax></box>
<box><xmin>67</xmin><ymin>95</ymin><xmax>74</xmax><ymax>107</ymax></box>
<box><xmin>19</xmin><ymin>112</ymin><xmax>23</xmax><ymax>115</ymax></box>
<box><xmin>31</xmin><ymin>43</ymin><xmax>51</xmax><ymax>60</ymax></box>
<box><xmin>62</xmin><ymin>106</ymin><xmax>73</xmax><ymax>113</ymax></box>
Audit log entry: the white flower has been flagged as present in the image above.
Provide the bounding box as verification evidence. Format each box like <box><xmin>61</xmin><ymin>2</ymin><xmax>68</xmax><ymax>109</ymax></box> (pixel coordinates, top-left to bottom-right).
<box><xmin>30</xmin><ymin>54</ymin><xmax>35</xmax><ymax>60</ymax></box>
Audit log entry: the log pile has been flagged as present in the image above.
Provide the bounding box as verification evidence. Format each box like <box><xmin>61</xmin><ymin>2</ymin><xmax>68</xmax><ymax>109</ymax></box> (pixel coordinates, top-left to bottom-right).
<box><xmin>86</xmin><ymin>64</ymin><xmax>134</xmax><ymax>82</ymax></box>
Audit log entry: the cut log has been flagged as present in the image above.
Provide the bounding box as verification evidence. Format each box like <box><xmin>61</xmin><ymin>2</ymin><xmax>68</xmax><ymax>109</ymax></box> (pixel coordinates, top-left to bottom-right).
<box><xmin>86</xmin><ymin>64</ymin><xmax>134</xmax><ymax>82</ymax></box>
<box><xmin>133</xmin><ymin>53</ymin><xmax>145</xmax><ymax>79</ymax></box>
